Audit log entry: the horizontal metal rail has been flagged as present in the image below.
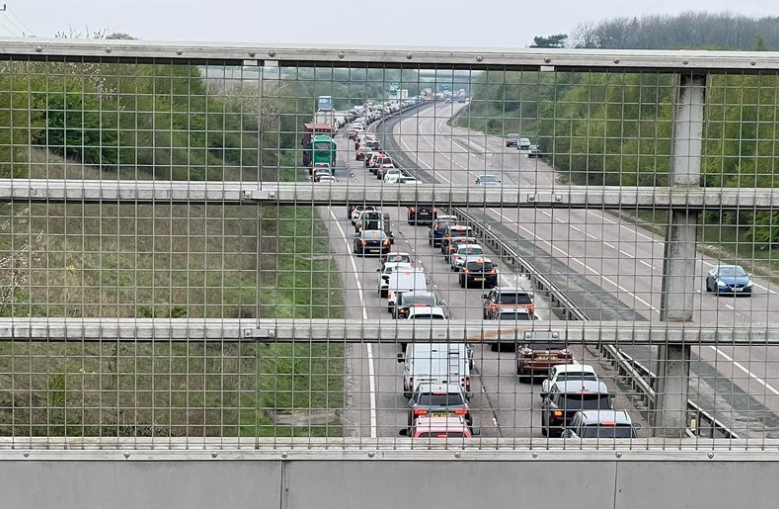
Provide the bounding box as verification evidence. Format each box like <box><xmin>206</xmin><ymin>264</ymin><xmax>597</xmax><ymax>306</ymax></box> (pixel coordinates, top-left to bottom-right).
<box><xmin>0</xmin><ymin>318</ymin><xmax>777</xmax><ymax>345</ymax></box>
<box><xmin>3</xmin><ymin>38</ymin><xmax>779</xmax><ymax>74</ymax></box>
<box><xmin>1</xmin><ymin>179</ymin><xmax>778</xmax><ymax>210</ymax></box>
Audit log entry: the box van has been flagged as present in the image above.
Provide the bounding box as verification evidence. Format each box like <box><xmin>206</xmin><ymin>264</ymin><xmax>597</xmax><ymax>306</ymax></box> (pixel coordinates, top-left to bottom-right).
<box><xmin>398</xmin><ymin>343</ymin><xmax>471</xmax><ymax>398</ymax></box>
<box><xmin>386</xmin><ymin>268</ymin><xmax>427</xmax><ymax>312</ymax></box>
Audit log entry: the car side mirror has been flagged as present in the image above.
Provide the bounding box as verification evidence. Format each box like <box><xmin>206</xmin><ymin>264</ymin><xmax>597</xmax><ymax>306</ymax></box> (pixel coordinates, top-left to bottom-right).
<box><xmin>482</xmin><ymin>293</ymin><xmax>489</xmax><ymax>299</ymax></box>
<box><xmin>494</xmin><ymin>264</ymin><xmax>499</xmax><ymax>269</ymax></box>
<box><xmin>398</xmin><ymin>428</ymin><xmax>409</xmax><ymax>437</ymax></box>
<box><xmin>471</xmin><ymin>428</ymin><xmax>481</xmax><ymax>436</ymax></box>
<box><xmin>634</xmin><ymin>423</ymin><xmax>642</xmax><ymax>431</ymax></box>
<box><xmin>562</xmin><ymin>429</ymin><xmax>573</xmax><ymax>438</ymax></box>
<box><xmin>397</xmin><ymin>353</ymin><xmax>404</xmax><ymax>363</ymax></box>
<box><xmin>748</xmin><ymin>273</ymin><xmax>753</xmax><ymax>278</ymax></box>
<box><xmin>439</xmin><ymin>299</ymin><xmax>447</xmax><ymax>306</ymax></box>
<box><xmin>466</xmin><ymin>392</ymin><xmax>474</xmax><ymax>399</ymax></box>
<box><xmin>376</xmin><ymin>268</ymin><xmax>381</xmax><ymax>272</ymax></box>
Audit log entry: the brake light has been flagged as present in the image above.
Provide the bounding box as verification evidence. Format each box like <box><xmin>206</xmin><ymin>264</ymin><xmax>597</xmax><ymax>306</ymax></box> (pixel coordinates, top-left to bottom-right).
<box><xmin>520</xmin><ymin>347</ymin><xmax>532</xmax><ymax>356</ymax></box>
<box><xmin>454</xmin><ymin>409</ymin><xmax>467</xmax><ymax>416</ymax></box>
<box><xmin>413</xmin><ymin>409</ymin><xmax>428</xmax><ymax>416</ymax></box>
<box><xmin>553</xmin><ymin>410</ymin><xmax>564</xmax><ymax>418</ymax></box>
<box><xmin>561</xmin><ymin>348</ymin><xmax>572</xmax><ymax>356</ymax></box>
<box><xmin>489</xmin><ymin>268</ymin><xmax>497</xmax><ymax>274</ymax></box>
<box><xmin>576</xmin><ymin>390</ymin><xmax>592</xmax><ymax>395</ymax></box>
<box><xmin>383</xmin><ymin>239</ymin><xmax>390</xmax><ymax>246</ymax></box>
<box><xmin>462</xmin><ymin>376</ymin><xmax>471</xmax><ymax>391</ymax></box>
<box><xmin>360</xmin><ymin>240</ymin><xmax>367</xmax><ymax>246</ymax></box>
<box><xmin>463</xmin><ymin>269</ymin><xmax>469</xmax><ymax>274</ymax></box>
<box><xmin>601</xmin><ymin>422</ymin><xmax>617</xmax><ymax>427</ymax></box>
<box><xmin>410</xmin><ymin>207</ymin><xmax>416</xmax><ymax>212</ymax></box>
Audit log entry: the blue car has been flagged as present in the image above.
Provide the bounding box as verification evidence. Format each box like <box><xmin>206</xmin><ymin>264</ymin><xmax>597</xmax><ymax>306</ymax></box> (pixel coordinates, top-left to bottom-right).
<box><xmin>706</xmin><ymin>264</ymin><xmax>753</xmax><ymax>296</ymax></box>
<box><xmin>428</xmin><ymin>215</ymin><xmax>458</xmax><ymax>247</ymax></box>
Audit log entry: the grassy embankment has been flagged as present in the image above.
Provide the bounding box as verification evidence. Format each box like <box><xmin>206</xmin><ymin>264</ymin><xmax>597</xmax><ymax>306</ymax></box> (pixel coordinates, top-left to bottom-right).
<box><xmin>0</xmin><ymin>59</ymin><xmax>345</xmax><ymax>437</ymax></box>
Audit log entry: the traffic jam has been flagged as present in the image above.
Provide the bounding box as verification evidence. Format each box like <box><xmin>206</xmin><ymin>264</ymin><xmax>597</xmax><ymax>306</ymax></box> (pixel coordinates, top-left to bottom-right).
<box><xmin>333</xmin><ymin>109</ymin><xmax>642</xmax><ymax>440</ymax></box>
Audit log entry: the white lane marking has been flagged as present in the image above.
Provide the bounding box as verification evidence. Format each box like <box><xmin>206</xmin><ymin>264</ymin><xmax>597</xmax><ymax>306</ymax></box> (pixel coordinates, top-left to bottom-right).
<box><xmin>328</xmin><ymin>208</ymin><xmax>377</xmax><ymax>439</ymax></box>
<box><xmin>707</xmin><ymin>346</ymin><xmax>779</xmax><ymax>396</ymax></box>
<box><xmin>405</xmin><ymin>107</ymin><xmax>778</xmax><ymax>402</ymax></box>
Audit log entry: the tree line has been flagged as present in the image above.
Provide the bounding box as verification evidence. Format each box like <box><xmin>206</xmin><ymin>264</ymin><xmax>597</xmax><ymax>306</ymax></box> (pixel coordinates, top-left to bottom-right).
<box><xmin>459</xmin><ymin>12</ymin><xmax>779</xmax><ymax>246</ymax></box>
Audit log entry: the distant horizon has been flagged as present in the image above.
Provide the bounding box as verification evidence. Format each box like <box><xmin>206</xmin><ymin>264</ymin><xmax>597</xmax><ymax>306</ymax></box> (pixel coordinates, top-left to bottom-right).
<box><xmin>4</xmin><ymin>2</ymin><xmax>776</xmax><ymax>48</ymax></box>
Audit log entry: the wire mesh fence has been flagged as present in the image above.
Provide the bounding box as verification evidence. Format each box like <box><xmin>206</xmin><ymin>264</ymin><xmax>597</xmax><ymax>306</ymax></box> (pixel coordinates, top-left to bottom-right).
<box><xmin>1</xmin><ymin>40</ymin><xmax>779</xmax><ymax>450</ymax></box>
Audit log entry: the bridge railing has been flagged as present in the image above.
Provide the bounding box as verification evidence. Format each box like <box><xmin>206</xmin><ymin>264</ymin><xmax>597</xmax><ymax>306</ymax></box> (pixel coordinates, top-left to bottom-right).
<box><xmin>0</xmin><ymin>38</ymin><xmax>778</xmax><ymax>450</ymax></box>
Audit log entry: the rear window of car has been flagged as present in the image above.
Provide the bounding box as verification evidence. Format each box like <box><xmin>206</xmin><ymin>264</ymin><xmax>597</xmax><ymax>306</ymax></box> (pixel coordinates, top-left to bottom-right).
<box><xmin>498</xmin><ymin>312</ymin><xmax>533</xmax><ymax>320</ymax></box>
<box><xmin>418</xmin><ymin>394</ymin><xmax>465</xmax><ymax>406</ymax></box>
<box><xmin>409</xmin><ymin>314</ymin><xmax>445</xmax><ymax>320</ymax></box>
<box><xmin>402</xmin><ymin>294</ymin><xmax>437</xmax><ymax>307</ymax></box>
<box><xmin>579</xmin><ymin>425</ymin><xmax>635</xmax><ymax>439</ymax></box>
<box><xmin>527</xmin><ymin>342</ymin><xmax>567</xmax><ymax>350</ymax></box>
<box><xmin>465</xmin><ymin>261</ymin><xmax>494</xmax><ymax>271</ymax></box>
<box><xmin>436</xmin><ymin>219</ymin><xmax>456</xmax><ymax>229</ymax></box>
<box><xmin>458</xmin><ymin>247</ymin><xmax>483</xmax><ymax>255</ymax></box>
<box><xmin>559</xmin><ymin>394</ymin><xmax>612</xmax><ymax>411</ymax></box>
<box><xmin>498</xmin><ymin>292</ymin><xmax>532</xmax><ymax>305</ymax></box>
<box><xmin>558</xmin><ymin>372</ymin><xmax>598</xmax><ymax>382</ymax></box>
<box><xmin>417</xmin><ymin>432</ymin><xmax>466</xmax><ymax>438</ymax></box>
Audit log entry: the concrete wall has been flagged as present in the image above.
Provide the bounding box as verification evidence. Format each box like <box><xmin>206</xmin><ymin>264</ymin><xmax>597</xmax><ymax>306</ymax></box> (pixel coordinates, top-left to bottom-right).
<box><xmin>2</xmin><ymin>456</ymin><xmax>778</xmax><ymax>509</ymax></box>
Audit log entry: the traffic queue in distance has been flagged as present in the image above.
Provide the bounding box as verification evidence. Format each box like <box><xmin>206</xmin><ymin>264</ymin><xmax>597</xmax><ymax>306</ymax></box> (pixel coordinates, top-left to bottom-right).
<box><xmin>343</xmin><ymin>110</ymin><xmax>640</xmax><ymax>440</ymax></box>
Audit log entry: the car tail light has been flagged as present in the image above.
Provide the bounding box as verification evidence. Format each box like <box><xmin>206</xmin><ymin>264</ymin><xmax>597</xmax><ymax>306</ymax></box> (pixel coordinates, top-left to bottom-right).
<box><xmin>383</xmin><ymin>239</ymin><xmax>390</xmax><ymax>246</ymax></box>
<box><xmin>490</xmin><ymin>268</ymin><xmax>497</xmax><ymax>274</ymax></box>
<box><xmin>520</xmin><ymin>347</ymin><xmax>533</xmax><ymax>356</ymax></box>
<box><xmin>410</xmin><ymin>207</ymin><xmax>416</xmax><ymax>212</ymax></box>
<box><xmin>454</xmin><ymin>409</ymin><xmax>467</xmax><ymax>416</ymax></box>
<box><xmin>601</xmin><ymin>422</ymin><xmax>616</xmax><ymax>427</ymax></box>
<box><xmin>463</xmin><ymin>269</ymin><xmax>470</xmax><ymax>274</ymax></box>
<box><xmin>413</xmin><ymin>409</ymin><xmax>428</xmax><ymax>416</ymax></box>
<box><xmin>408</xmin><ymin>376</ymin><xmax>413</xmax><ymax>389</ymax></box>
<box><xmin>553</xmin><ymin>410</ymin><xmax>564</xmax><ymax>418</ymax></box>
<box><xmin>561</xmin><ymin>348</ymin><xmax>572</xmax><ymax>357</ymax></box>
<box><xmin>360</xmin><ymin>240</ymin><xmax>367</xmax><ymax>246</ymax></box>
<box><xmin>462</xmin><ymin>376</ymin><xmax>471</xmax><ymax>391</ymax></box>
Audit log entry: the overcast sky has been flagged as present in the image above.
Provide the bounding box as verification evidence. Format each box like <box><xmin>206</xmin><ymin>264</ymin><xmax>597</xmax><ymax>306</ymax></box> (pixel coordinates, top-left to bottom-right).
<box><xmin>2</xmin><ymin>1</ymin><xmax>776</xmax><ymax>47</ymax></box>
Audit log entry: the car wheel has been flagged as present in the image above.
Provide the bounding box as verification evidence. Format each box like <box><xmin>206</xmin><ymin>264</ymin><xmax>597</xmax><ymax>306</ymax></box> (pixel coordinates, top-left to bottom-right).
<box><xmin>706</xmin><ymin>279</ymin><xmax>712</xmax><ymax>292</ymax></box>
<box><xmin>459</xmin><ymin>277</ymin><xmax>464</xmax><ymax>288</ymax></box>
<box><xmin>490</xmin><ymin>343</ymin><xmax>498</xmax><ymax>352</ymax></box>
<box><xmin>541</xmin><ymin>415</ymin><xmax>548</xmax><ymax>437</ymax></box>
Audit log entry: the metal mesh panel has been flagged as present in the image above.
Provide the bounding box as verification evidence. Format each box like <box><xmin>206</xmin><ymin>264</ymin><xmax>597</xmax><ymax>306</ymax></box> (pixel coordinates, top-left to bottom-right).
<box><xmin>0</xmin><ymin>41</ymin><xmax>778</xmax><ymax>450</ymax></box>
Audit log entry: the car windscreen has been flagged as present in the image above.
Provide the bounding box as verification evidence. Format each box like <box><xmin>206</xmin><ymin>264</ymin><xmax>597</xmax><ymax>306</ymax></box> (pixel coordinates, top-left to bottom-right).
<box><xmin>579</xmin><ymin>425</ymin><xmax>635</xmax><ymax>439</ymax></box>
<box><xmin>718</xmin><ymin>266</ymin><xmax>747</xmax><ymax>277</ymax></box>
<box><xmin>559</xmin><ymin>394</ymin><xmax>612</xmax><ymax>411</ymax></box>
<box><xmin>418</xmin><ymin>394</ymin><xmax>465</xmax><ymax>406</ymax></box>
<box><xmin>313</xmin><ymin>142</ymin><xmax>332</xmax><ymax>150</ymax></box>
<box><xmin>497</xmin><ymin>293</ymin><xmax>532</xmax><ymax>305</ymax></box>
<box><xmin>416</xmin><ymin>432</ymin><xmax>465</xmax><ymax>438</ymax></box>
<box><xmin>465</xmin><ymin>261</ymin><xmax>494</xmax><ymax>271</ymax></box>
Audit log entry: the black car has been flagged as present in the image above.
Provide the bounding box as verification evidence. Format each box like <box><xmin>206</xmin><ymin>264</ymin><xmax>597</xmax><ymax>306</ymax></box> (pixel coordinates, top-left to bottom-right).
<box><xmin>459</xmin><ymin>257</ymin><xmax>498</xmax><ymax>288</ymax></box>
<box><xmin>408</xmin><ymin>205</ymin><xmax>434</xmax><ymax>226</ymax></box>
<box><xmin>428</xmin><ymin>216</ymin><xmax>459</xmax><ymax>247</ymax></box>
<box><xmin>407</xmin><ymin>383</ymin><xmax>473</xmax><ymax>428</ymax></box>
<box><xmin>354</xmin><ymin>230</ymin><xmax>391</xmax><ymax>256</ymax></box>
<box><xmin>541</xmin><ymin>380</ymin><xmax>613</xmax><ymax>437</ymax></box>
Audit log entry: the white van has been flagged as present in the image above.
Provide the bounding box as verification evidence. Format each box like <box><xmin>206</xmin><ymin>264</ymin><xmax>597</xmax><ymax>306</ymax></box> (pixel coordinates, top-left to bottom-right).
<box><xmin>386</xmin><ymin>268</ymin><xmax>427</xmax><ymax>313</ymax></box>
<box><xmin>398</xmin><ymin>343</ymin><xmax>471</xmax><ymax>398</ymax></box>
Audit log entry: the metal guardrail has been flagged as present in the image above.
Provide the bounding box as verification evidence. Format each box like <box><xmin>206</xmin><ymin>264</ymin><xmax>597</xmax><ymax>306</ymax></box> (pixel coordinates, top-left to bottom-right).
<box><xmin>374</xmin><ymin>102</ymin><xmax>739</xmax><ymax>440</ymax></box>
<box><xmin>599</xmin><ymin>345</ymin><xmax>739</xmax><ymax>439</ymax></box>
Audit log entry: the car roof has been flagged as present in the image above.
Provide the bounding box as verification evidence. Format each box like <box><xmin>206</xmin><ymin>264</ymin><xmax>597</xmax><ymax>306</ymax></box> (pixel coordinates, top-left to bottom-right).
<box><xmin>553</xmin><ymin>380</ymin><xmax>610</xmax><ymax>394</ymax></box>
<box><xmin>360</xmin><ymin>229</ymin><xmax>387</xmax><ymax>237</ymax></box>
<box><xmin>714</xmin><ymin>264</ymin><xmax>743</xmax><ymax>270</ymax></box>
<box><xmin>435</xmin><ymin>215</ymin><xmax>458</xmax><ymax>221</ymax></box>
<box><xmin>554</xmin><ymin>364</ymin><xmax>597</xmax><ymax>374</ymax></box>
<box><xmin>464</xmin><ymin>256</ymin><xmax>493</xmax><ymax>264</ymax></box>
<box><xmin>402</xmin><ymin>290</ymin><xmax>435</xmax><ymax>297</ymax></box>
<box><xmin>491</xmin><ymin>286</ymin><xmax>530</xmax><ymax>293</ymax></box>
<box><xmin>408</xmin><ymin>305</ymin><xmax>445</xmax><ymax>314</ymax></box>
<box><xmin>414</xmin><ymin>415</ymin><xmax>467</xmax><ymax>427</ymax></box>
<box><xmin>385</xmin><ymin>251</ymin><xmax>411</xmax><ymax>257</ymax></box>
<box><xmin>575</xmin><ymin>410</ymin><xmax>633</xmax><ymax>425</ymax></box>
<box><xmin>383</xmin><ymin>262</ymin><xmax>413</xmax><ymax>271</ymax></box>
<box><xmin>456</xmin><ymin>244</ymin><xmax>482</xmax><ymax>250</ymax></box>
<box><xmin>415</xmin><ymin>382</ymin><xmax>464</xmax><ymax>394</ymax></box>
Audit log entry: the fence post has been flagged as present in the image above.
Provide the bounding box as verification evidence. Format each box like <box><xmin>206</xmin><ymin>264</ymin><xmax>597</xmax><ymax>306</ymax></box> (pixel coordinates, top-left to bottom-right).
<box><xmin>652</xmin><ymin>73</ymin><xmax>706</xmax><ymax>437</ymax></box>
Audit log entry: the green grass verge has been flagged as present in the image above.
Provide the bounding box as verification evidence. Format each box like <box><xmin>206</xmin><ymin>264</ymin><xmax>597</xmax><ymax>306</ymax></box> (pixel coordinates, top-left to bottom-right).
<box><xmin>0</xmin><ymin>153</ymin><xmax>345</xmax><ymax>438</ymax></box>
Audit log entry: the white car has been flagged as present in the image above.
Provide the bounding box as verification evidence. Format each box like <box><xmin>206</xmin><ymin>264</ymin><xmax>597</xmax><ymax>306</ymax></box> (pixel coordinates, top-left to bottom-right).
<box><xmin>351</xmin><ymin>205</ymin><xmax>376</xmax><ymax>224</ymax></box>
<box><xmin>377</xmin><ymin>262</ymin><xmax>413</xmax><ymax>298</ymax></box>
<box><xmin>399</xmin><ymin>176</ymin><xmax>419</xmax><ymax>184</ymax></box>
<box><xmin>540</xmin><ymin>364</ymin><xmax>598</xmax><ymax>400</ymax></box>
<box><xmin>406</xmin><ymin>306</ymin><xmax>447</xmax><ymax>320</ymax></box>
<box><xmin>316</xmin><ymin>175</ymin><xmax>337</xmax><ymax>183</ymax></box>
<box><xmin>475</xmin><ymin>175</ymin><xmax>500</xmax><ymax>186</ymax></box>
<box><xmin>383</xmin><ymin>169</ymin><xmax>403</xmax><ymax>183</ymax></box>
<box><xmin>450</xmin><ymin>244</ymin><xmax>484</xmax><ymax>271</ymax></box>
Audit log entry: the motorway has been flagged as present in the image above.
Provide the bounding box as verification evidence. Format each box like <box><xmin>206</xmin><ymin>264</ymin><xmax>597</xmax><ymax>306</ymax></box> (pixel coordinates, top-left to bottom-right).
<box><xmin>382</xmin><ymin>101</ymin><xmax>779</xmax><ymax>438</ymax></box>
<box><xmin>320</xmin><ymin>111</ymin><xmax>649</xmax><ymax>440</ymax></box>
